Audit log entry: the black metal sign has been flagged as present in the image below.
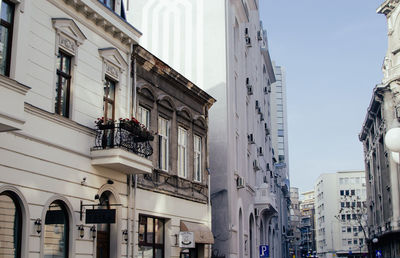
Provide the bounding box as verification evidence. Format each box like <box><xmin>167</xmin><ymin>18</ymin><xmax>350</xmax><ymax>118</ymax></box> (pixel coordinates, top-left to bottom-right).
<box><xmin>85</xmin><ymin>209</ymin><xmax>116</xmax><ymax>224</ymax></box>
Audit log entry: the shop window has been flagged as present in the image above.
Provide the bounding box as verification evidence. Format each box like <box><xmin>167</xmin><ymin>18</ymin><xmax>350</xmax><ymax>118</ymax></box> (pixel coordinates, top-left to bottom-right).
<box><xmin>0</xmin><ymin>191</ymin><xmax>22</xmax><ymax>258</ymax></box>
<box><xmin>55</xmin><ymin>51</ymin><xmax>72</xmax><ymax>117</ymax></box>
<box><xmin>138</xmin><ymin>215</ymin><xmax>165</xmax><ymax>258</ymax></box>
<box><xmin>0</xmin><ymin>0</ymin><xmax>14</xmax><ymax>76</ymax></box>
<box><xmin>44</xmin><ymin>201</ymin><xmax>69</xmax><ymax>258</ymax></box>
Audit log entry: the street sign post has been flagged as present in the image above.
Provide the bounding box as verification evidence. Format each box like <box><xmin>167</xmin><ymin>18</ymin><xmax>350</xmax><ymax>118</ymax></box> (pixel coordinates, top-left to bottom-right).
<box><xmin>259</xmin><ymin>245</ymin><xmax>269</xmax><ymax>257</ymax></box>
<box><xmin>376</xmin><ymin>250</ymin><xmax>382</xmax><ymax>257</ymax></box>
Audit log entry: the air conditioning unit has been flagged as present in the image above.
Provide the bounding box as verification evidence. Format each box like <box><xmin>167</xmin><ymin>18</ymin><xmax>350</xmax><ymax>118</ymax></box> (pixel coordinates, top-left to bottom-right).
<box><xmin>257</xmin><ymin>30</ymin><xmax>263</xmax><ymax>41</ymax></box>
<box><xmin>248</xmin><ymin>133</ymin><xmax>255</xmax><ymax>144</ymax></box>
<box><xmin>237</xmin><ymin>176</ymin><xmax>245</xmax><ymax>189</ymax></box>
<box><xmin>253</xmin><ymin>160</ymin><xmax>260</xmax><ymax>171</ymax></box>
<box><xmin>255</xmin><ymin>208</ymin><xmax>261</xmax><ymax>217</ymax></box>
<box><xmin>245</xmin><ymin>36</ymin><xmax>252</xmax><ymax>47</ymax></box>
<box><xmin>247</xmin><ymin>85</ymin><xmax>253</xmax><ymax>95</ymax></box>
<box><xmin>258</xmin><ymin>147</ymin><xmax>264</xmax><ymax>156</ymax></box>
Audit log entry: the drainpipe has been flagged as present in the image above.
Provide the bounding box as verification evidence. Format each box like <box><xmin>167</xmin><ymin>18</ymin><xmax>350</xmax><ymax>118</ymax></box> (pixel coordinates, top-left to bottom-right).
<box><xmin>132</xmin><ymin>174</ymin><xmax>138</xmax><ymax>257</ymax></box>
<box><xmin>127</xmin><ymin>175</ymin><xmax>133</xmax><ymax>257</ymax></box>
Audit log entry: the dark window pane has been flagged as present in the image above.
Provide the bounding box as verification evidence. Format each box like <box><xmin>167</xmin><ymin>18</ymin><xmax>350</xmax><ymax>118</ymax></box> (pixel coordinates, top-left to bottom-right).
<box><xmin>1</xmin><ymin>1</ymin><xmax>13</xmax><ymax>23</ymax></box>
<box><xmin>0</xmin><ymin>25</ymin><xmax>10</xmax><ymax>75</ymax></box>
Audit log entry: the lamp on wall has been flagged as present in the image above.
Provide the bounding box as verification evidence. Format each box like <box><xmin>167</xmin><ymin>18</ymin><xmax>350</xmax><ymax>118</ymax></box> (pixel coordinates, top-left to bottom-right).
<box><xmin>78</xmin><ymin>224</ymin><xmax>85</xmax><ymax>238</ymax></box>
<box><xmin>122</xmin><ymin>229</ymin><xmax>128</xmax><ymax>242</ymax></box>
<box><xmin>34</xmin><ymin>218</ymin><xmax>42</xmax><ymax>234</ymax></box>
<box><xmin>90</xmin><ymin>225</ymin><xmax>97</xmax><ymax>239</ymax></box>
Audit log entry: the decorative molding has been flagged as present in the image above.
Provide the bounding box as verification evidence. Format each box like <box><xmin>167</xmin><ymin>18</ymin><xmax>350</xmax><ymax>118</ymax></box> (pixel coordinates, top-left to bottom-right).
<box><xmin>99</xmin><ymin>48</ymin><xmax>128</xmax><ymax>81</ymax></box>
<box><xmin>52</xmin><ymin>18</ymin><xmax>87</xmax><ymax>56</ymax></box>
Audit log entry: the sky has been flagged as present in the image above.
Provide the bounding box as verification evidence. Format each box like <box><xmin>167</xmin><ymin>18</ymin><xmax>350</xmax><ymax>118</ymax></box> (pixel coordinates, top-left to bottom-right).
<box><xmin>259</xmin><ymin>1</ymin><xmax>388</xmax><ymax>194</ymax></box>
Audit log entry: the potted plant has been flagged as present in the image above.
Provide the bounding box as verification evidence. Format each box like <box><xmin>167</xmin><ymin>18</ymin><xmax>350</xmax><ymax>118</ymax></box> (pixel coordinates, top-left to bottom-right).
<box><xmin>95</xmin><ymin>117</ymin><xmax>115</xmax><ymax>130</ymax></box>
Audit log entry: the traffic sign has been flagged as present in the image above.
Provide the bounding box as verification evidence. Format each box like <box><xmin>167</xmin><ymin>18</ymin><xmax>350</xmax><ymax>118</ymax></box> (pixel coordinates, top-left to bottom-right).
<box><xmin>376</xmin><ymin>250</ymin><xmax>382</xmax><ymax>257</ymax></box>
<box><xmin>259</xmin><ymin>245</ymin><xmax>269</xmax><ymax>257</ymax></box>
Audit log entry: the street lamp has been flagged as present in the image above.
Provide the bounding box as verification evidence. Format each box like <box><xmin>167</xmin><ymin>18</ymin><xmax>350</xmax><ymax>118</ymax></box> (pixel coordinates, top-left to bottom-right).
<box><xmin>385</xmin><ymin>128</ymin><xmax>400</xmax><ymax>164</ymax></box>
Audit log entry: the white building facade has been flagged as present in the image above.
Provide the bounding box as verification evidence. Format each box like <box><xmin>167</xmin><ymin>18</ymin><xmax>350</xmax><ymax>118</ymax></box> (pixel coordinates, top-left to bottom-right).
<box><xmin>314</xmin><ymin>171</ymin><xmax>367</xmax><ymax>258</ymax></box>
<box><xmin>0</xmin><ymin>0</ymin><xmax>215</xmax><ymax>257</ymax></box>
<box><xmin>126</xmin><ymin>0</ymin><xmax>284</xmax><ymax>257</ymax></box>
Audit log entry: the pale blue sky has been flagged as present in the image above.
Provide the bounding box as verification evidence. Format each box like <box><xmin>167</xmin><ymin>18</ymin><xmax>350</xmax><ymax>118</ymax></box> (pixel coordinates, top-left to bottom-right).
<box><xmin>260</xmin><ymin>1</ymin><xmax>388</xmax><ymax>194</ymax></box>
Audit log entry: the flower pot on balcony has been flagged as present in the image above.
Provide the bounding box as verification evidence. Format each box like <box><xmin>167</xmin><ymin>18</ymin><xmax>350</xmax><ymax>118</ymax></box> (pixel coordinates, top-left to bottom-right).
<box><xmin>98</xmin><ymin>123</ymin><xmax>115</xmax><ymax>130</ymax></box>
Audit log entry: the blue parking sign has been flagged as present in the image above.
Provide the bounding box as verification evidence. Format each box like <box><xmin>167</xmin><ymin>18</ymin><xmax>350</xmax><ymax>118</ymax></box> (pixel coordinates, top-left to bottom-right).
<box><xmin>259</xmin><ymin>245</ymin><xmax>269</xmax><ymax>257</ymax></box>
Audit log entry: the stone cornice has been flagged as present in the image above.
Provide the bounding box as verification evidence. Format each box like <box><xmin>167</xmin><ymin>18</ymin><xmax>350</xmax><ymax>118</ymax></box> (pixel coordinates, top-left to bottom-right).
<box><xmin>133</xmin><ymin>45</ymin><xmax>216</xmax><ymax>110</ymax></box>
<box><xmin>49</xmin><ymin>0</ymin><xmax>141</xmax><ymax>46</ymax></box>
<box><xmin>377</xmin><ymin>0</ymin><xmax>400</xmax><ymax>17</ymax></box>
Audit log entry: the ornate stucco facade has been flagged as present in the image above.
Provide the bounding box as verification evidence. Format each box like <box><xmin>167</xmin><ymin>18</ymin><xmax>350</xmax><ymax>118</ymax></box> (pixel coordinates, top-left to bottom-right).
<box><xmin>359</xmin><ymin>1</ymin><xmax>400</xmax><ymax>256</ymax></box>
<box><xmin>0</xmin><ymin>1</ymin><xmax>215</xmax><ymax>257</ymax></box>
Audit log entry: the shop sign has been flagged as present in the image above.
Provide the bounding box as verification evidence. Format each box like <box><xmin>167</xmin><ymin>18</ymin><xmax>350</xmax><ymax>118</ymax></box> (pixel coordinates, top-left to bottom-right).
<box><xmin>259</xmin><ymin>245</ymin><xmax>269</xmax><ymax>257</ymax></box>
<box><xmin>179</xmin><ymin>231</ymin><xmax>195</xmax><ymax>248</ymax></box>
<box><xmin>85</xmin><ymin>209</ymin><xmax>116</xmax><ymax>224</ymax></box>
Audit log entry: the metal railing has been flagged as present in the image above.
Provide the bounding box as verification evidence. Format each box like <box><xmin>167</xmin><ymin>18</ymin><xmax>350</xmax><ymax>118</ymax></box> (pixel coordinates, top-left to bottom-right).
<box><xmin>93</xmin><ymin>122</ymin><xmax>153</xmax><ymax>158</ymax></box>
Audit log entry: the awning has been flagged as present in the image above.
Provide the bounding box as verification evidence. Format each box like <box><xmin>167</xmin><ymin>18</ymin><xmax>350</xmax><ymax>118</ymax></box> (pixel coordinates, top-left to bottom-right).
<box><xmin>180</xmin><ymin>221</ymin><xmax>214</xmax><ymax>244</ymax></box>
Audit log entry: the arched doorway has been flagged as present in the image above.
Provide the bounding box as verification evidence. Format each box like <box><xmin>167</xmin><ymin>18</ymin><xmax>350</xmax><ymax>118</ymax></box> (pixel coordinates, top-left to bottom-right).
<box><xmin>0</xmin><ymin>191</ymin><xmax>22</xmax><ymax>258</ymax></box>
<box><xmin>97</xmin><ymin>191</ymin><xmax>112</xmax><ymax>258</ymax></box>
<box><xmin>239</xmin><ymin>209</ymin><xmax>243</xmax><ymax>258</ymax></box>
<box><xmin>249</xmin><ymin>214</ymin><xmax>254</xmax><ymax>258</ymax></box>
<box><xmin>43</xmin><ymin>200</ymin><xmax>69</xmax><ymax>258</ymax></box>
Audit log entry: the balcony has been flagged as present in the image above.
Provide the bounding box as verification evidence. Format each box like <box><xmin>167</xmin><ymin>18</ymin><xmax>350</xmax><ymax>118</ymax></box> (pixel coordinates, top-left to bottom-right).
<box><xmin>0</xmin><ymin>75</ymin><xmax>30</xmax><ymax>132</ymax></box>
<box><xmin>254</xmin><ymin>183</ymin><xmax>277</xmax><ymax>213</ymax></box>
<box><xmin>90</xmin><ymin>122</ymin><xmax>153</xmax><ymax>174</ymax></box>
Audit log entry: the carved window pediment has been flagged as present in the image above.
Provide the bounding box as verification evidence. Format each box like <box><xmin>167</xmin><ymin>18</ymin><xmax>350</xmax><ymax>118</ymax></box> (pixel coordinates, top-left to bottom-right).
<box><xmin>157</xmin><ymin>95</ymin><xmax>175</xmax><ymax>111</ymax></box>
<box><xmin>137</xmin><ymin>84</ymin><xmax>155</xmax><ymax>102</ymax></box>
<box><xmin>176</xmin><ymin>106</ymin><xmax>192</xmax><ymax>121</ymax></box>
<box><xmin>99</xmin><ymin>48</ymin><xmax>128</xmax><ymax>81</ymax></box>
<box><xmin>52</xmin><ymin>18</ymin><xmax>86</xmax><ymax>56</ymax></box>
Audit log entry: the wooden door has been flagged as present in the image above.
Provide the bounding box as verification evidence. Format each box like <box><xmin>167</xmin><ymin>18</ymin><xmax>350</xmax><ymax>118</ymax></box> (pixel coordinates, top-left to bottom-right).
<box><xmin>97</xmin><ymin>230</ymin><xmax>110</xmax><ymax>258</ymax></box>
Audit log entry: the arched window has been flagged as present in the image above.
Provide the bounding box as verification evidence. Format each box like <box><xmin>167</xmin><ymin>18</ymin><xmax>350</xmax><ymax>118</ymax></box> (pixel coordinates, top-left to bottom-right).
<box><xmin>0</xmin><ymin>191</ymin><xmax>22</xmax><ymax>258</ymax></box>
<box><xmin>44</xmin><ymin>201</ymin><xmax>69</xmax><ymax>258</ymax></box>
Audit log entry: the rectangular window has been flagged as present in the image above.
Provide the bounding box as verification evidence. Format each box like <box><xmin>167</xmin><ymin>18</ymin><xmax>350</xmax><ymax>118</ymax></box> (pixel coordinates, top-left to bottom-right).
<box><xmin>0</xmin><ymin>0</ymin><xmax>14</xmax><ymax>76</ymax></box>
<box><xmin>342</xmin><ymin>226</ymin><xmax>346</xmax><ymax>233</ymax></box>
<box><xmin>138</xmin><ymin>106</ymin><xmax>150</xmax><ymax>129</ymax></box>
<box><xmin>194</xmin><ymin>135</ymin><xmax>202</xmax><ymax>182</ymax></box>
<box><xmin>340</xmin><ymin>190</ymin><xmax>344</xmax><ymax>196</ymax></box>
<box><xmin>351</xmin><ymin>189</ymin><xmax>355</xmax><ymax>196</ymax></box>
<box><xmin>138</xmin><ymin>215</ymin><xmax>165</xmax><ymax>258</ymax></box>
<box><xmin>103</xmin><ymin>77</ymin><xmax>116</xmax><ymax>121</ymax></box>
<box><xmin>178</xmin><ymin>127</ymin><xmax>187</xmax><ymax>178</ymax></box>
<box><xmin>158</xmin><ymin>117</ymin><xmax>169</xmax><ymax>171</ymax></box>
<box><xmin>347</xmin><ymin>227</ymin><xmax>351</xmax><ymax>233</ymax></box>
<box><xmin>99</xmin><ymin>0</ymin><xmax>115</xmax><ymax>10</ymax></box>
<box><xmin>341</xmin><ymin>202</ymin><xmax>345</xmax><ymax>208</ymax></box>
<box><xmin>55</xmin><ymin>51</ymin><xmax>72</xmax><ymax>117</ymax></box>
<box><xmin>345</xmin><ymin>190</ymin><xmax>349</xmax><ymax>196</ymax></box>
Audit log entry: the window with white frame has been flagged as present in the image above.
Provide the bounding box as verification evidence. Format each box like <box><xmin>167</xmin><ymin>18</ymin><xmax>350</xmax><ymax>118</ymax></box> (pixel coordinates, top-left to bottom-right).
<box><xmin>178</xmin><ymin>127</ymin><xmax>187</xmax><ymax>178</ymax></box>
<box><xmin>158</xmin><ymin>117</ymin><xmax>169</xmax><ymax>171</ymax></box>
<box><xmin>138</xmin><ymin>106</ymin><xmax>150</xmax><ymax>129</ymax></box>
<box><xmin>194</xmin><ymin>135</ymin><xmax>202</xmax><ymax>182</ymax></box>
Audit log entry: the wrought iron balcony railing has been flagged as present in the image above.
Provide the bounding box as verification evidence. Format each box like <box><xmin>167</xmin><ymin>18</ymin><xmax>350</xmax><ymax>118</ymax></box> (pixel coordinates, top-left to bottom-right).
<box><xmin>93</xmin><ymin>122</ymin><xmax>153</xmax><ymax>158</ymax></box>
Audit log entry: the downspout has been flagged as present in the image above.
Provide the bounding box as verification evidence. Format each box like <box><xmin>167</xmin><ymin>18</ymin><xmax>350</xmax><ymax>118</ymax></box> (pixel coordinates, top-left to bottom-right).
<box><xmin>132</xmin><ymin>174</ymin><xmax>138</xmax><ymax>257</ymax></box>
<box><xmin>127</xmin><ymin>175</ymin><xmax>133</xmax><ymax>257</ymax></box>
